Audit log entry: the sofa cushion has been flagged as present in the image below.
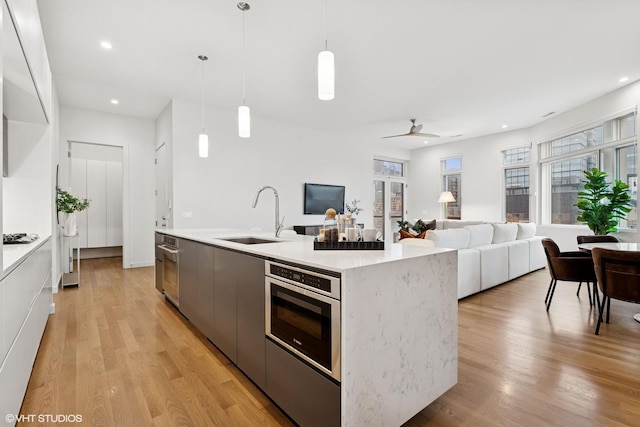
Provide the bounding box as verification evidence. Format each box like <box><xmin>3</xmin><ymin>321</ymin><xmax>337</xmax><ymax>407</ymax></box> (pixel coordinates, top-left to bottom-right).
<box><xmin>506</xmin><ymin>240</ymin><xmax>530</xmax><ymax>280</ymax></box>
<box><xmin>458</xmin><ymin>248</ymin><xmax>481</xmax><ymax>299</ymax></box>
<box><xmin>492</xmin><ymin>223</ymin><xmax>518</xmax><ymax>243</ymax></box>
<box><xmin>528</xmin><ymin>236</ymin><xmax>546</xmax><ymax>270</ymax></box>
<box><xmin>465</xmin><ymin>224</ymin><xmax>494</xmax><ymax>248</ymax></box>
<box><xmin>516</xmin><ymin>222</ymin><xmax>536</xmax><ymax>240</ymax></box>
<box><xmin>425</xmin><ymin>228</ymin><xmax>470</xmax><ymax>249</ymax></box>
<box><xmin>478</xmin><ymin>243</ymin><xmax>510</xmax><ymax>290</ymax></box>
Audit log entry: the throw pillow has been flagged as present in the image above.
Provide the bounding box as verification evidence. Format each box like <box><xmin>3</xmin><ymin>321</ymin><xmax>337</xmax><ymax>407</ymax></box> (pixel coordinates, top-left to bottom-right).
<box><xmin>492</xmin><ymin>223</ymin><xmax>518</xmax><ymax>243</ymax></box>
<box><xmin>465</xmin><ymin>224</ymin><xmax>494</xmax><ymax>248</ymax></box>
<box><xmin>516</xmin><ymin>222</ymin><xmax>536</xmax><ymax>239</ymax></box>
<box><xmin>399</xmin><ymin>229</ymin><xmax>427</xmax><ymax>240</ymax></box>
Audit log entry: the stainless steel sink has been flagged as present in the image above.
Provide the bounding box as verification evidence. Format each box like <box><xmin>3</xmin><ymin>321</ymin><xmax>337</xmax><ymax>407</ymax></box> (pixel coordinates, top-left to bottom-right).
<box><xmin>220</xmin><ymin>237</ymin><xmax>283</xmax><ymax>245</ymax></box>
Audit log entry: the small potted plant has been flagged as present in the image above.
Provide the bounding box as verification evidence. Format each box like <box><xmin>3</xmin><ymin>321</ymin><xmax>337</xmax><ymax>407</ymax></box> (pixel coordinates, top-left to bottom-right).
<box><xmin>56</xmin><ymin>187</ymin><xmax>90</xmax><ymax>236</ymax></box>
<box><xmin>345</xmin><ymin>199</ymin><xmax>363</xmax><ymax>226</ymax></box>
<box><xmin>574</xmin><ymin>168</ymin><xmax>632</xmax><ymax>235</ymax></box>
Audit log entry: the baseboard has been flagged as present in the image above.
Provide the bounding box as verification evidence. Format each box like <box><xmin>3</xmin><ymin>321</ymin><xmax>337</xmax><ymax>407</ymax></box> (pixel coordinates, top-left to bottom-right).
<box><xmin>128</xmin><ymin>261</ymin><xmax>154</xmax><ymax>268</ymax></box>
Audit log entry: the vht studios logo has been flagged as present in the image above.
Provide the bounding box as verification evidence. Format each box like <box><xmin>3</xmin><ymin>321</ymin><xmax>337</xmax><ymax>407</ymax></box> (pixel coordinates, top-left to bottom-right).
<box><xmin>6</xmin><ymin>414</ymin><xmax>83</xmax><ymax>423</ymax></box>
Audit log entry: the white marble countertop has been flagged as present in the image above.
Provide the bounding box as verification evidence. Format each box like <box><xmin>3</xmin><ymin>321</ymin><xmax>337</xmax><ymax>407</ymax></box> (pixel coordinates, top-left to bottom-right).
<box><xmin>157</xmin><ymin>228</ymin><xmax>453</xmax><ymax>273</ymax></box>
<box><xmin>2</xmin><ymin>234</ymin><xmax>52</xmax><ymax>279</ymax></box>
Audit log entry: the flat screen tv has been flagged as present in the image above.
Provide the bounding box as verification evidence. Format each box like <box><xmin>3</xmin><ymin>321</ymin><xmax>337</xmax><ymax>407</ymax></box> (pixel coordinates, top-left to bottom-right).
<box><xmin>304</xmin><ymin>183</ymin><xmax>345</xmax><ymax>215</ymax></box>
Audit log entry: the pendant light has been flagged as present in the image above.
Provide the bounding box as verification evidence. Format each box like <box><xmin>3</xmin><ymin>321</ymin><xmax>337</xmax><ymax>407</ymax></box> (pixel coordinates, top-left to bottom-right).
<box><xmin>318</xmin><ymin>0</ymin><xmax>334</xmax><ymax>100</ymax></box>
<box><xmin>238</xmin><ymin>2</ymin><xmax>251</xmax><ymax>138</ymax></box>
<box><xmin>197</xmin><ymin>55</ymin><xmax>209</xmax><ymax>157</ymax></box>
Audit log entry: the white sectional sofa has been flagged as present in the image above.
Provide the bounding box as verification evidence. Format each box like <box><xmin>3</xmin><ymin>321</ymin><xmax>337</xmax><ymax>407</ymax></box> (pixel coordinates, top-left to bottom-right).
<box><xmin>425</xmin><ymin>220</ymin><xmax>546</xmax><ymax>299</ymax></box>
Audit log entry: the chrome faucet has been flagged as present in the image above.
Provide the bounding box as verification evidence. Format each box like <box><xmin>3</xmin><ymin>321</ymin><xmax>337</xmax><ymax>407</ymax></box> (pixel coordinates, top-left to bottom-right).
<box><xmin>252</xmin><ymin>186</ymin><xmax>283</xmax><ymax>237</ymax></box>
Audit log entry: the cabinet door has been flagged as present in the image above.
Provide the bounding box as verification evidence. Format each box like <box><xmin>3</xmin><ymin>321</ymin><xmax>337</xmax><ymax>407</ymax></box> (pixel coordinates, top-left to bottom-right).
<box><xmin>70</xmin><ymin>158</ymin><xmax>88</xmax><ymax>248</ymax></box>
<box><xmin>178</xmin><ymin>239</ymin><xmax>197</xmax><ymax>320</ymax></box>
<box><xmin>236</xmin><ymin>253</ymin><xmax>266</xmax><ymax>389</ymax></box>
<box><xmin>196</xmin><ymin>244</ymin><xmax>215</xmax><ymax>340</ymax></box>
<box><xmin>105</xmin><ymin>161</ymin><xmax>123</xmax><ymax>247</ymax></box>
<box><xmin>213</xmin><ymin>249</ymin><xmax>238</xmax><ymax>363</ymax></box>
<box><xmin>86</xmin><ymin>159</ymin><xmax>107</xmax><ymax>247</ymax></box>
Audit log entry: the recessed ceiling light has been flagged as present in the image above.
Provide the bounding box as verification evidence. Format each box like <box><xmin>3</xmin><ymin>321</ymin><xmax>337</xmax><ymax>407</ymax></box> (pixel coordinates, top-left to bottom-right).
<box><xmin>101</xmin><ymin>41</ymin><xmax>113</xmax><ymax>49</ymax></box>
<box><xmin>110</xmin><ymin>99</ymin><xmax>119</xmax><ymax>105</ymax></box>
<box><xmin>501</xmin><ymin>124</ymin><xmax>508</xmax><ymax>129</ymax></box>
<box><xmin>619</xmin><ymin>76</ymin><xmax>629</xmax><ymax>83</ymax></box>
<box><xmin>423</xmin><ymin>140</ymin><xmax>429</xmax><ymax>144</ymax></box>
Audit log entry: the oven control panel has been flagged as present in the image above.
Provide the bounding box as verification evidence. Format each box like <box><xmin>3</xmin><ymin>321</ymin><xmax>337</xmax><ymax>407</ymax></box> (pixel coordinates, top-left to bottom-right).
<box><xmin>266</xmin><ymin>261</ymin><xmax>340</xmax><ymax>300</ymax></box>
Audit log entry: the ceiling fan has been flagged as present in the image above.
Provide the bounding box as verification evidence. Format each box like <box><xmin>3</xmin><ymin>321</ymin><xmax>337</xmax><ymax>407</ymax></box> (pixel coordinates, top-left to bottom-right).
<box><xmin>382</xmin><ymin>119</ymin><xmax>440</xmax><ymax>139</ymax></box>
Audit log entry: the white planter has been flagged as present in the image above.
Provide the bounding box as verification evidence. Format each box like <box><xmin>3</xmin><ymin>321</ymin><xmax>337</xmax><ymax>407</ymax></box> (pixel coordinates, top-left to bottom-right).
<box><xmin>63</xmin><ymin>212</ymin><xmax>77</xmax><ymax>236</ymax></box>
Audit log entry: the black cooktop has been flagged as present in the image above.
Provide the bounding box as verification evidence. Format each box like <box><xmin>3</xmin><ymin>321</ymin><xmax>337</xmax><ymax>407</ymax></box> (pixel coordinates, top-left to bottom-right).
<box><xmin>3</xmin><ymin>233</ymin><xmax>39</xmax><ymax>244</ymax></box>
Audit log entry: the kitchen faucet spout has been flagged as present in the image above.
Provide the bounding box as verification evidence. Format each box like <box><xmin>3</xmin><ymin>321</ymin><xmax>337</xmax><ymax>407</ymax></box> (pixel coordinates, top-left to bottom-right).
<box><xmin>252</xmin><ymin>186</ymin><xmax>282</xmax><ymax>237</ymax></box>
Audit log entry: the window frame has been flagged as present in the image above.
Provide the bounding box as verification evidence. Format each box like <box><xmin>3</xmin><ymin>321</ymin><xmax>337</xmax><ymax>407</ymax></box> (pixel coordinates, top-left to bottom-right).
<box><xmin>441</xmin><ymin>155</ymin><xmax>462</xmax><ymax>219</ymax></box>
<box><xmin>538</xmin><ymin>110</ymin><xmax>637</xmax><ymax>228</ymax></box>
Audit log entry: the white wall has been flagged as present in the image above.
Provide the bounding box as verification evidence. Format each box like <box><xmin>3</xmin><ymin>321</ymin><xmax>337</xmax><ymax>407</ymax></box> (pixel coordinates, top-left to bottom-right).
<box><xmin>408</xmin><ymin>129</ymin><xmax>532</xmax><ymax>223</ymax></box>
<box><xmin>167</xmin><ymin>98</ymin><xmax>410</xmax><ymax>233</ymax></box>
<box><xmin>58</xmin><ymin>106</ymin><xmax>155</xmax><ymax>267</ymax></box>
<box><xmin>3</xmin><ymin>121</ymin><xmax>50</xmax><ymax>236</ymax></box>
<box><xmin>409</xmin><ymin>80</ymin><xmax>640</xmax><ymax>251</ymax></box>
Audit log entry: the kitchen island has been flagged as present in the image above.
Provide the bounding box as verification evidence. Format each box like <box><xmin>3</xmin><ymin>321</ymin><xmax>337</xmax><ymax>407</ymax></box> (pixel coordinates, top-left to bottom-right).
<box><xmin>157</xmin><ymin>228</ymin><xmax>458</xmax><ymax>427</ymax></box>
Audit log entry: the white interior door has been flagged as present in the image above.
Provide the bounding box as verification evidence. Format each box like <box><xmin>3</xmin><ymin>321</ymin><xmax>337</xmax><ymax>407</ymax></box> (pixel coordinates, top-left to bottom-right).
<box><xmin>155</xmin><ymin>143</ymin><xmax>169</xmax><ymax>228</ymax></box>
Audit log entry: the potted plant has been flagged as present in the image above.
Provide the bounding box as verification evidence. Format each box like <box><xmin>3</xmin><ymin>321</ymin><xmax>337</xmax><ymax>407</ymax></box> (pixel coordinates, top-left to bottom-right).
<box><xmin>345</xmin><ymin>199</ymin><xmax>363</xmax><ymax>226</ymax></box>
<box><xmin>574</xmin><ymin>168</ymin><xmax>632</xmax><ymax>235</ymax></box>
<box><xmin>56</xmin><ymin>187</ymin><xmax>90</xmax><ymax>236</ymax></box>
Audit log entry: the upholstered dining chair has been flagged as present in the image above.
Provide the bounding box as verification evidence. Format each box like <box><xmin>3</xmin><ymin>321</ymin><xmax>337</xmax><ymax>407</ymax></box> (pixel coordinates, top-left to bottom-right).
<box><xmin>575</xmin><ymin>235</ymin><xmax>619</xmax><ymax>297</ymax></box>
<box><xmin>591</xmin><ymin>247</ymin><xmax>640</xmax><ymax>335</ymax></box>
<box><xmin>541</xmin><ymin>238</ymin><xmax>597</xmax><ymax>311</ymax></box>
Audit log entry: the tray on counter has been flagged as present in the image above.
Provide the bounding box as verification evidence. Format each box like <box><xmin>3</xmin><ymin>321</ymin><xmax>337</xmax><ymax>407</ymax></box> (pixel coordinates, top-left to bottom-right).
<box><xmin>313</xmin><ymin>238</ymin><xmax>384</xmax><ymax>251</ymax></box>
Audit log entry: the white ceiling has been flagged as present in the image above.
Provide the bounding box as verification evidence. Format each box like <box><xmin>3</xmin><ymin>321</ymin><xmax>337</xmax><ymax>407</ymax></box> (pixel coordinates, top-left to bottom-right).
<box><xmin>37</xmin><ymin>0</ymin><xmax>640</xmax><ymax>149</ymax></box>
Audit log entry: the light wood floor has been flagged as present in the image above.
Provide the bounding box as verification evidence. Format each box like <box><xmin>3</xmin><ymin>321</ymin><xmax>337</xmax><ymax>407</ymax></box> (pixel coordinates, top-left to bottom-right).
<box><xmin>19</xmin><ymin>258</ymin><xmax>640</xmax><ymax>426</ymax></box>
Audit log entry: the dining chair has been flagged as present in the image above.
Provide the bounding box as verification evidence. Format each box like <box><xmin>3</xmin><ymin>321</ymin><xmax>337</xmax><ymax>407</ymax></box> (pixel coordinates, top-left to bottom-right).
<box><xmin>575</xmin><ymin>235</ymin><xmax>619</xmax><ymax>297</ymax></box>
<box><xmin>541</xmin><ymin>238</ymin><xmax>597</xmax><ymax>311</ymax></box>
<box><xmin>591</xmin><ymin>247</ymin><xmax>640</xmax><ymax>335</ymax></box>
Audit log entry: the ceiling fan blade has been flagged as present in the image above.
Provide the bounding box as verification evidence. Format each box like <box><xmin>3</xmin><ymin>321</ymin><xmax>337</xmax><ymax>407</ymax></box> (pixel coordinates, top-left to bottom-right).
<box><xmin>411</xmin><ymin>132</ymin><xmax>441</xmax><ymax>138</ymax></box>
<box><xmin>381</xmin><ymin>133</ymin><xmax>411</xmax><ymax>139</ymax></box>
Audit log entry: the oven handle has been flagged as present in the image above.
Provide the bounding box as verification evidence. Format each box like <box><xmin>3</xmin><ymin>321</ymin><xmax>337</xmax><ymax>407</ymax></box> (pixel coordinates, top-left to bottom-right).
<box><xmin>267</xmin><ymin>276</ymin><xmax>339</xmax><ymax>305</ymax></box>
<box><xmin>158</xmin><ymin>244</ymin><xmax>178</xmax><ymax>262</ymax></box>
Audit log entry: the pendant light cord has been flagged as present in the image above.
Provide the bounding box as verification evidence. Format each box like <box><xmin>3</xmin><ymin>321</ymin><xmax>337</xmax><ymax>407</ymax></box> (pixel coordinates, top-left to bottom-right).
<box><xmin>324</xmin><ymin>0</ymin><xmax>328</xmax><ymax>50</ymax></box>
<box><xmin>242</xmin><ymin>9</ymin><xmax>246</xmax><ymax>104</ymax></box>
<box><xmin>201</xmin><ymin>58</ymin><xmax>205</xmax><ymax>133</ymax></box>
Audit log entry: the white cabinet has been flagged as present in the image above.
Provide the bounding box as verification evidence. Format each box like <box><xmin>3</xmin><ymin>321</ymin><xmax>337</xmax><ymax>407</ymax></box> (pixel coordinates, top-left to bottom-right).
<box><xmin>106</xmin><ymin>161</ymin><xmax>123</xmax><ymax>246</ymax></box>
<box><xmin>87</xmin><ymin>160</ymin><xmax>107</xmax><ymax>247</ymax></box>
<box><xmin>70</xmin><ymin>158</ymin><xmax>88</xmax><ymax>248</ymax></box>
<box><xmin>71</xmin><ymin>158</ymin><xmax>122</xmax><ymax>248</ymax></box>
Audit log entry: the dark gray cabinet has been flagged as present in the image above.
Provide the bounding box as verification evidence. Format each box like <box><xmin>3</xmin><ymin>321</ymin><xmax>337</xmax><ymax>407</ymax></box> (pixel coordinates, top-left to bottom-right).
<box><xmin>213</xmin><ymin>249</ymin><xmax>265</xmax><ymax>387</ymax></box>
<box><xmin>266</xmin><ymin>340</ymin><xmax>340</xmax><ymax>427</ymax></box>
<box><xmin>177</xmin><ymin>238</ymin><xmax>197</xmax><ymax>316</ymax></box>
<box><xmin>213</xmin><ymin>248</ymin><xmax>239</xmax><ymax>363</ymax></box>
<box><xmin>177</xmin><ymin>241</ymin><xmax>267</xmax><ymax>390</ymax></box>
<box><xmin>236</xmin><ymin>253</ymin><xmax>266</xmax><ymax>389</ymax></box>
<box><xmin>196</xmin><ymin>244</ymin><xmax>216</xmax><ymax>340</ymax></box>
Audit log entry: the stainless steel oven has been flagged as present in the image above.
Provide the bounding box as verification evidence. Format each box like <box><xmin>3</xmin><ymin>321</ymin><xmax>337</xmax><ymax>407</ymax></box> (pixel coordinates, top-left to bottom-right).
<box><xmin>158</xmin><ymin>236</ymin><xmax>179</xmax><ymax>307</ymax></box>
<box><xmin>265</xmin><ymin>261</ymin><xmax>341</xmax><ymax>381</ymax></box>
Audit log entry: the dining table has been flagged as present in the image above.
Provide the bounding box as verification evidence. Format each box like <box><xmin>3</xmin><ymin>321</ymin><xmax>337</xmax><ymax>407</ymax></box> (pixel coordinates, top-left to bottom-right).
<box><xmin>577</xmin><ymin>241</ymin><xmax>640</xmax><ymax>323</ymax></box>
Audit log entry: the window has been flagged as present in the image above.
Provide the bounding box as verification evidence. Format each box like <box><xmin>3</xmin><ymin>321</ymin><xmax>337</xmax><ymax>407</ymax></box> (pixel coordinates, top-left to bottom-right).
<box><xmin>373</xmin><ymin>159</ymin><xmax>403</xmax><ymax>177</ymax></box>
<box><xmin>503</xmin><ymin>147</ymin><xmax>530</xmax><ymax>222</ymax></box>
<box><xmin>540</xmin><ymin>111</ymin><xmax>637</xmax><ymax>228</ymax></box>
<box><xmin>441</xmin><ymin>156</ymin><xmax>461</xmax><ymax>219</ymax></box>
<box><xmin>373</xmin><ymin>158</ymin><xmax>407</xmax><ymax>239</ymax></box>
<box><xmin>505</xmin><ymin>167</ymin><xmax>529</xmax><ymax>222</ymax></box>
